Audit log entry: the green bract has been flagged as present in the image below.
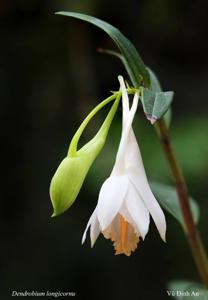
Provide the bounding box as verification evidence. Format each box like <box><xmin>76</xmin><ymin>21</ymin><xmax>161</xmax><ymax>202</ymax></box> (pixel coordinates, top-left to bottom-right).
<box><xmin>50</xmin><ymin>93</ymin><xmax>121</xmax><ymax>216</ymax></box>
<box><xmin>141</xmin><ymin>68</ymin><xmax>174</xmax><ymax>124</ymax></box>
<box><xmin>140</xmin><ymin>88</ymin><xmax>174</xmax><ymax>124</ymax></box>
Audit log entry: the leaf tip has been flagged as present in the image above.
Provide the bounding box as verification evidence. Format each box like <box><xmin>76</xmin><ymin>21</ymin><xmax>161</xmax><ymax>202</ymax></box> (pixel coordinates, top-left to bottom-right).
<box><xmin>145</xmin><ymin>113</ymin><xmax>158</xmax><ymax>125</ymax></box>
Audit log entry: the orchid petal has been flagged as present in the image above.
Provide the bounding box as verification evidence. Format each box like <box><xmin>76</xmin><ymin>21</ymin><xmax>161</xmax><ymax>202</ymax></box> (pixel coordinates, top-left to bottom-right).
<box><xmin>119</xmin><ymin>202</ymin><xmax>136</xmax><ymax>228</ymax></box>
<box><xmin>124</xmin><ymin>129</ymin><xmax>166</xmax><ymax>241</ymax></box>
<box><xmin>125</xmin><ymin>128</ymin><xmax>147</xmax><ymax>177</ymax></box>
<box><xmin>125</xmin><ymin>183</ymin><xmax>150</xmax><ymax>239</ymax></box>
<box><xmin>97</xmin><ymin>176</ymin><xmax>128</xmax><ymax>231</ymax></box>
<box><xmin>118</xmin><ymin>76</ymin><xmax>130</xmax><ymax>123</ymax></box>
<box><xmin>82</xmin><ymin>208</ymin><xmax>97</xmax><ymax>244</ymax></box>
<box><xmin>130</xmin><ymin>174</ymin><xmax>166</xmax><ymax>241</ymax></box>
<box><xmin>119</xmin><ymin>202</ymin><xmax>141</xmax><ymax>243</ymax></box>
<box><xmin>90</xmin><ymin>216</ymin><xmax>100</xmax><ymax>247</ymax></box>
<box><xmin>112</xmin><ymin>92</ymin><xmax>139</xmax><ymax>175</ymax></box>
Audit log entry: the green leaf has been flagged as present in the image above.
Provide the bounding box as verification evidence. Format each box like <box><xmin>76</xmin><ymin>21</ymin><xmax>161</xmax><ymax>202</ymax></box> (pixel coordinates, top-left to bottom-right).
<box><xmin>56</xmin><ymin>12</ymin><xmax>174</xmax><ymax>124</ymax></box>
<box><xmin>151</xmin><ymin>182</ymin><xmax>200</xmax><ymax>229</ymax></box>
<box><xmin>168</xmin><ymin>280</ymin><xmax>208</xmax><ymax>299</ymax></box>
<box><xmin>141</xmin><ymin>88</ymin><xmax>174</xmax><ymax>124</ymax></box>
<box><xmin>148</xmin><ymin>67</ymin><xmax>162</xmax><ymax>93</ymax></box>
<box><xmin>56</xmin><ymin>11</ymin><xmax>150</xmax><ymax>87</ymax></box>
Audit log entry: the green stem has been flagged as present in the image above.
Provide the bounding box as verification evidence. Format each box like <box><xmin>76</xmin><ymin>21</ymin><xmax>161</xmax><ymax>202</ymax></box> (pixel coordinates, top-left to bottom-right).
<box><xmin>156</xmin><ymin>118</ymin><xmax>208</xmax><ymax>287</ymax></box>
<box><xmin>68</xmin><ymin>88</ymin><xmax>137</xmax><ymax>157</ymax></box>
<box><xmin>68</xmin><ymin>93</ymin><xmax>117</xmax><ymax>157</ymax></box>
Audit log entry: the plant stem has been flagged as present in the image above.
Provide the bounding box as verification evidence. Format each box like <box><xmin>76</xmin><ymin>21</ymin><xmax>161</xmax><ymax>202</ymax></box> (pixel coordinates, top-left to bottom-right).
<box><xmin>68</xmin><ymin>88</ymin><xmax>137</xmax><ymax>157</ymax></box>
<box><xmin>156</xmin><ymin>118</ymin><xmax>208</xmax><ymax>287</ymax></box>
<box><xmin>68</xmin><ymin>93</ymin><xmax>117</xmax><ymax>157</ymax></box>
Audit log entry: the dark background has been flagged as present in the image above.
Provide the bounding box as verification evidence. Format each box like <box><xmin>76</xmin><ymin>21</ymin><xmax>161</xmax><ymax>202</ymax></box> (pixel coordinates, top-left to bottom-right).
<box><xmin>1</xmin><ymin>0</ymin><xmax>208</xmax><ymax>299</ymax></box>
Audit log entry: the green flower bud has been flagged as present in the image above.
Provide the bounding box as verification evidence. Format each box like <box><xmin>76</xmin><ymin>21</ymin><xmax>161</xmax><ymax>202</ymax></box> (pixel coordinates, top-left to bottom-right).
<box><xmin>50</xmin><ymin>93</ymin><xmax>120</xmax><ymax>216</ymax></box>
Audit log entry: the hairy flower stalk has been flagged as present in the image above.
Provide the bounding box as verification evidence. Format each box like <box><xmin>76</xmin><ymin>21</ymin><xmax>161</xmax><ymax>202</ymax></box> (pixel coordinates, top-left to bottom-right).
<box><xmin>82</xmin><ymin>76</ymin><xmax>166</xmax><ymax>256</ymax></box>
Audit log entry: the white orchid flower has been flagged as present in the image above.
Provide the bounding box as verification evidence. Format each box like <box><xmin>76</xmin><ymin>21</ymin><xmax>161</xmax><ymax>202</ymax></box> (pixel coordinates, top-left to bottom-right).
<box><xmin>82</xmin><ymin>76</ymin><xmax>166</xmax><ymax>256</ymax></box>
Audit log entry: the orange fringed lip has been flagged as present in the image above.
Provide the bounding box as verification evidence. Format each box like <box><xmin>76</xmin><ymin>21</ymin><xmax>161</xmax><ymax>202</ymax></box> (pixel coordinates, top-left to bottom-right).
<box><xmin>103</xmin><ymin>214</ymin><xmax>140</xmax><ymax>256</ymax></box>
